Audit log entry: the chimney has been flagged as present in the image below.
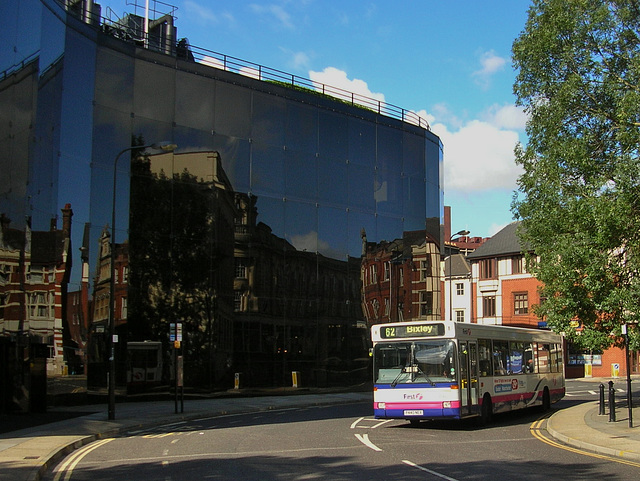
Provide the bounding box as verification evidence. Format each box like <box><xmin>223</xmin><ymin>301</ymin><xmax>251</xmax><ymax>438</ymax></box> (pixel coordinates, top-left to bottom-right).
<box><xmin>61</xmin><ymin>203</ymin><xmax>73</xmax><ymax>238</ymax></box>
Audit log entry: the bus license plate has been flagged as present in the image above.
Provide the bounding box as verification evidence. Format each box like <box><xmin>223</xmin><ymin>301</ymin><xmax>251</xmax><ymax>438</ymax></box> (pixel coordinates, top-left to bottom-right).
<box><xmin>404</xmin><ymin>410</ymin><xmax>423</xmax><ymax>416</ymax></box>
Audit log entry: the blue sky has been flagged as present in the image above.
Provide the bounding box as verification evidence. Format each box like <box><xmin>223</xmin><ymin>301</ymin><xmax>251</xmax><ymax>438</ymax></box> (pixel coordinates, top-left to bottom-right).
<box><xmin>99</xmin><ymin>0</ymin><xmax>531</xmax><ymax>238</ymax></box>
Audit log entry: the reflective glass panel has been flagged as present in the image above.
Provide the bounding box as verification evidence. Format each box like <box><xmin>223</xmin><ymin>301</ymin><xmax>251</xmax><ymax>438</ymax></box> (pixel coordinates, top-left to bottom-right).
<box><xmin>215</xmin><ymin>81</ymin><xmax>251</xmax><ymax>139</ymax></box>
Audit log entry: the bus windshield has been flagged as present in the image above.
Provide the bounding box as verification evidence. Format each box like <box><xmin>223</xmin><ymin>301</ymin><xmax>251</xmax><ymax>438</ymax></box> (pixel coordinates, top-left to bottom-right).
<box><xmin>373</xmin><ymin>340</ymin><xmax>456</xmax><ymax>385</ymax></box>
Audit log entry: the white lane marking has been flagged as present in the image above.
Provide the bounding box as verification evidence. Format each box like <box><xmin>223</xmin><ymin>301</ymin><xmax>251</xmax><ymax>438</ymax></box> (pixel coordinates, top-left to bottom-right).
<box><xmin>403</xmin><ymin>460</ymin><xmax>459</xmax><ymax>481</ymax></box>
<box><xmin>350</xmin><ymin>417</ymin><xmax>394</xmax><ymax>429</ymax></box>
<box><xmin>354</xmin><ymin>433</ymin><xmax>382</xmax><ymax>452</ymax></box>
<box><xmin>350</xmin><ymin>417</ymin><xmax>365</xmax><ymax>429</ymax></box>
<box><xmin>371</xmin><ymin>420</ymin><xmax>394</xmax><ymax>429</ymax></box>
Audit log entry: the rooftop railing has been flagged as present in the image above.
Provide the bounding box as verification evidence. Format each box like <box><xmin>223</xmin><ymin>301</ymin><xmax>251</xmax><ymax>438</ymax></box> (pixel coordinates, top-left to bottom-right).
<box><xmin>53</xmin><ymin>0</ymin><xmax>431</xmax><ymax>130</ymax></box>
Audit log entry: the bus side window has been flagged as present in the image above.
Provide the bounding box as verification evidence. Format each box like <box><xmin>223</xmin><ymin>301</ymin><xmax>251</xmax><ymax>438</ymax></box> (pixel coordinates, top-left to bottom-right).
<box><xmin>510</xmin><ymin>342</ymin><xmax>525</xmax><ymax>374</ymax></box>
<box><xmin>538</xmin><ymin>343</ymin><xmax>551</xmax><ymax>373</ymax></box>
<box><xmin>478</xmin><ymin>339</ymin><xmax>493</xmax><ymax>377</ymax></box>
<box><xmin>523</xmin><ymin>342</ymin><xmax>535</xmax><ymax>373</ymax></box>
<box><xmin>493</xmin><ymin>340</ymin><xmax>509</xmax><ymax>375</ymax></box>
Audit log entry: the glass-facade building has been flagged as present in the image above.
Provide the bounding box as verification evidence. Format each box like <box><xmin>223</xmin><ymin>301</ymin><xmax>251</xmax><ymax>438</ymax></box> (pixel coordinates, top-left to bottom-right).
<box><xmin>1</xmin><ymin>0</ymin><xmax>443</xmax><ymax>411</ymax></box>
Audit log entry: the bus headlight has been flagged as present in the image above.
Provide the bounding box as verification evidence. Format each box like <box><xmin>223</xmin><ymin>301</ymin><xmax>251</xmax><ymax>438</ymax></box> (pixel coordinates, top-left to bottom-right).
<box><xmin>442</xmin><ymin>401</ymin><xmax>452</xmax><ymax>409</ymax></box>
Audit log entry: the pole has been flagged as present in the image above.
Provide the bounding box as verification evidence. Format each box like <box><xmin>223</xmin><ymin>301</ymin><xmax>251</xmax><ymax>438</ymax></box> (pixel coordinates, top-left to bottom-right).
<box><xmin>623</xmin><ymin>323</ymin><xmax>633</xmax><ymax>428</ymax></box>
<box><xmin>448</xmin><ymin>252</ymin><xmax>453</xmax><ymax>321</ymax></box>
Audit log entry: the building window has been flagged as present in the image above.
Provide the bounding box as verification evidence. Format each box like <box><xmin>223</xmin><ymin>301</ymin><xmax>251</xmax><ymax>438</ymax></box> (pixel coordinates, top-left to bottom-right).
<box><xmin>234</xmin><ymin>291</ymin><xmax>242</xmax><ymax>312</ymax></box>
<box><xmin>512</xmin><ymin>256</ymin><xmax>524</xmax><ymax>274</ymax></box>
<box><xmin>235</xmin><ymin>258</ymin><xmax>247</xmax><ymax>279</ymax></box>
<box><xmin>419</xmin><ymin>291</ymin><xmax>433</xmax><ymax>316</ymax></box>
<box><xmin>370</xmin><ymin>265</ymin><xmax>377</xmax><ymax>283</ymax></box>
<box><xmin>514</xmin><ymin>292</ymin><xmax>528</xmax><ymax>315</ymax></box>
<box><xmin>121</xmin><ymin>297</ymin><xmax>127</xmax><ymax>319</ymax></box>
<box><xmin>455</xmin><ymin>310</ymin><xmax>465</xmax><ymax>322</ymax></box>
<box><xmin>479</xmin><ymin>259</ymin><xmax>496</xmax><ymax>279</ymax></box>
<box><xmin>420</xmin><ymin>259</ymin><xmax>431</xmax><ymax>280</ymax></box>
<box><xmin>399</xmin><ymin>267</ymin><xmax>404</xmax><ymax>286</ymax></box>
<box><xmin>483</xmin><ymin>296</ymin><xmax>496</xmax><ymax>317</ymax></box>
<box><xmin>0</xmin><ymin>264</ymin><xmax>9</xmax><ymax>284</ymax></box>
<box><xmin>122</xmin><ymin>266</ymin><xmax>129</xmax><ymax>283</ymax></box>
<box><xmin>456</xmin><ymin>283</ymin><xmax>464</xmax><ymax>295</ymax></box>
<box><xmin>29</xmin><ymin>292</ymin><xmax>51</xmax><ymax>319</ymax></box>
<box><xmin>383</xmin><ymin>262</ymin><xmax>390</xmax><ymax>281</ymax></box>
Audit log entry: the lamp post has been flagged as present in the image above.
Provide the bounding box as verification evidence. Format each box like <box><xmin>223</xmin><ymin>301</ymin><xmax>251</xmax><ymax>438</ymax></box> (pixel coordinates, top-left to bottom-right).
<box><xmin>448</xmin><ymin>229</ymin><xmax>469</xmax><ymax>322</ymax></box>
<box><xmin>108</xmin><ymin>142</ymin><xmax>177</xmax><ymax>420</ymax></box>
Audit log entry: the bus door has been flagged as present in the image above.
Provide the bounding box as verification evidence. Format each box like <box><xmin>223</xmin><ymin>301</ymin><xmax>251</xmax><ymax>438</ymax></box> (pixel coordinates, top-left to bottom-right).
<box><xmin>459</xmin><ymin>341</ymin><xmax>480</xmax><ymax>415</ymax></box>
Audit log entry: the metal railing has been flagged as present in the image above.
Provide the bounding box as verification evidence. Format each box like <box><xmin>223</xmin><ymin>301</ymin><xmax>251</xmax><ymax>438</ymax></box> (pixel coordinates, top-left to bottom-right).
<box><xmin>52</xmin><ymin>0</ymin><xmax>431</xmax><ymax>130</ymax></box>
<box><xmin>186</xmin><ymin>43</ymin><xmax>430</xmax><ymax>130</ymax></box>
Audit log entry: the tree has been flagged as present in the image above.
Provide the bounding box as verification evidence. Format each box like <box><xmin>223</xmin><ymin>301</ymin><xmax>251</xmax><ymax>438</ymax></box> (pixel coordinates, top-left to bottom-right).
<box><xmin>511</xmin><ymin>0</ymin><xmax>640</xmax><ymax>351</ymax></box>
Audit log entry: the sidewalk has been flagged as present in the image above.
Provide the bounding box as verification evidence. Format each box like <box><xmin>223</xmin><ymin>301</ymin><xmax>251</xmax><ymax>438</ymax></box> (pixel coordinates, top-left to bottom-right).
<box><xmin>2</xmin><ymin>380</ymin><xmax>640</xmax><ymax>481</ymax></box>
<box><xmin>547</xmin><ymin>378</ymin><xmax>640</xmax><ymax>462</ymax></box>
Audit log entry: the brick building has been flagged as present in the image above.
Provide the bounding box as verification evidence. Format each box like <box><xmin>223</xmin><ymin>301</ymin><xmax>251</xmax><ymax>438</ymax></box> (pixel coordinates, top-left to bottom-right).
<box><xmin>467</xmin><ymin>221</ymin><xmax>639</xmax><ymax>378</ymax></box>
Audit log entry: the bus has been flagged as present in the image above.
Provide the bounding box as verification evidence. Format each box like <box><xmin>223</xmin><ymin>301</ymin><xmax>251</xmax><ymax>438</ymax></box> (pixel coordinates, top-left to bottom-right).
<box><xmin>371</xmin><ymin>321</ymin><xmax>564</xmax><ymax>425</ymax></box>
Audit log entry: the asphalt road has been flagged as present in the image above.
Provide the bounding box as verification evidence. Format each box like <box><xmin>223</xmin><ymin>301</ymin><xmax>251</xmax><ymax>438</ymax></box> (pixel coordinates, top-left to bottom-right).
<box><xmin>45</xmin><ymin>380</ymin><xmax>640</xmax><ymax>480</ymax></box>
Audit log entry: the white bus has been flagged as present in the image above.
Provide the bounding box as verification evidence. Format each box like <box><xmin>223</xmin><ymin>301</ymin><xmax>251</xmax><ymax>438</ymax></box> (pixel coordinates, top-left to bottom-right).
<box><xmin>371</xmin><ymin>321</ymin><xmax>565</xmax><ymax>424</ymax></box>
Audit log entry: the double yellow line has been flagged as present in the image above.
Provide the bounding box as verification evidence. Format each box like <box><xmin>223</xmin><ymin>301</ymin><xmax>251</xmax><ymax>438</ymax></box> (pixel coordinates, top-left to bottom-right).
<box><xmin>53</xmin><ymin>438</ymin><xmax>114</xmax><ymax>481</ymax></box>
<box><xmin>530</xmin><ymin>416</ymin><xmax>640</xmax><ymax>468</ymax></box>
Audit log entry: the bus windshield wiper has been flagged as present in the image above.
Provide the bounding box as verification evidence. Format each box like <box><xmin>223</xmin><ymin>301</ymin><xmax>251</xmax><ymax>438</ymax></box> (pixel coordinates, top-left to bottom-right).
<box><xmin>390</xmin><ymin>365</ymin><xmax>408</xmax><ymax>388</ymax></box>
<box><xmin>412</xmin><ymin>363</ymin><xmax>435</xmax><ymax>386</ymax></box>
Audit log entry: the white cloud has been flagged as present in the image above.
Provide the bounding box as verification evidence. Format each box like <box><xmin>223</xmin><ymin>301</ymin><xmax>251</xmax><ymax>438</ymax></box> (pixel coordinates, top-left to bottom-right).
<box><xmin>308</xmin><ymin>67</ymin><xmax>385</xmax><ymax>105</ymax></box>
<box><xmin>488</xmin><ymin>222</ymin><xmax>509</xmax><ymax>237</ymax></box>
<box><xmin>239</xmin><ymin>66</ymin><xmax>261</xmax><ymax>79</ymax></box>
<box><xmin>183</xmin><ymin>1</ymin><xmax>228</xmax><ymax>24</ymax></box>
<box><xmin>289</xmin><ymin>230</ymin><xmax>334</xmax><ymax>256</ymax></box>
<box><xmin>200</xmin><ymin>56</ymin><xmax>225</xmax><ymax>69</ymax></box>
<box><xmin>432</xmin><ymin>119</ymin><xmax>522</xmax><ymax>192</ymax></box>
<box><xmin>281</xmin><ymin>48</ymin><xmax>311</xmax><ymax>70</ymax></box>
<box><xmin>250</xmin><ymin>3</ymin><xmax>294</xmax><ymax>29</ymax></box>
<box><xmin>483</xmin><ymin>103</ymin><xmax>528</xmax><ymax>130</ymax></box>
<box><xmin>472</xmin><ymin>50</ymin><xmax>507</xmax><ymax>89</ymax></box>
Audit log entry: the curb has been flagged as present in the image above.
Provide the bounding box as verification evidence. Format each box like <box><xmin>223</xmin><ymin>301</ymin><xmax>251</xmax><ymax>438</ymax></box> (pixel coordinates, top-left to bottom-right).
<box><xmin>546</xmin><ymin>403</ymin><xmax>640</xmax><ymax>463</ymax></box>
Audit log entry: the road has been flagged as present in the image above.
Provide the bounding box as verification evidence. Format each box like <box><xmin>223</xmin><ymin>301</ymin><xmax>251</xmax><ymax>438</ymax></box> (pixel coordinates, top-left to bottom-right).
<box><xmin>46</xmin><ymin>380</ymin><xmax>640</xmax><ymax>480</ymax></box>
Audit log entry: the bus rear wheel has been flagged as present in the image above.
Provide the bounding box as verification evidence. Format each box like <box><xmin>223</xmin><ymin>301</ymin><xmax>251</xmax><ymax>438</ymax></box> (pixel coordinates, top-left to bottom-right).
<box><xmin>541</xmin><ymin>387</ymin><xmax>551</xmax><ymax>412</ymax></box>
<box><xmin>479</xmin><ymin>394</ymin><xmax>492</xmax><ymax>426</ymax></box>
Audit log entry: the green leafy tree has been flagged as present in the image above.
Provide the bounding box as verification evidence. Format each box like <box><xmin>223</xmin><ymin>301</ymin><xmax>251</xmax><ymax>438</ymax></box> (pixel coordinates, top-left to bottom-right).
<box><xmin>511</xmin><ymin>0</ymin><xmax>640</xmax><ymax>351</ymax></box>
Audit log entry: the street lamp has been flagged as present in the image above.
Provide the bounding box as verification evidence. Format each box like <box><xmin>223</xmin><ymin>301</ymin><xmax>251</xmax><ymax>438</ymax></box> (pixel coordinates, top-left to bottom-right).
<box><xmin>108</xmin><ymin>142</ymin><xmax>177</xmax><ymax>420</ymax></box>
<box><xmin>448</xmin><ymin>229</ymin><xmax>469</xmax><ymax>322</ymax></box>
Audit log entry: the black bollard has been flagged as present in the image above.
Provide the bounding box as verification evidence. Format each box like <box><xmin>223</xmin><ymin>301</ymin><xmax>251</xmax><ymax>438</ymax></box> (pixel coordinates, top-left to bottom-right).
<box><xmin>609</xmin><ymin>380</ymin><xmax>616</xmax><ymax>422</ymax></box>
<box><xmin>599</xmin><ymin>383</ymin><xmax>605</xmax><ymax>415</ymax></box>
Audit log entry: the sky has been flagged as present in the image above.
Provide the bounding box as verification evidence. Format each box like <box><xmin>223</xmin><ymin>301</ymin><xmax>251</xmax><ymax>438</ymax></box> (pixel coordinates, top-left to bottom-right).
<box><xmin>98</xmin><ymin>0</ymin><xmax>532</xmax><ymax>238</ymax></box>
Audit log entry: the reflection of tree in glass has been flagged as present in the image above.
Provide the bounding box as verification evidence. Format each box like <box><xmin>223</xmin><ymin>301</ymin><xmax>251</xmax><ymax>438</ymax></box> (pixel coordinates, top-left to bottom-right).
<box><xmin>128</xmin><ymin>142</ymin><xmax>236</xmax><ymax>388</ymax></box>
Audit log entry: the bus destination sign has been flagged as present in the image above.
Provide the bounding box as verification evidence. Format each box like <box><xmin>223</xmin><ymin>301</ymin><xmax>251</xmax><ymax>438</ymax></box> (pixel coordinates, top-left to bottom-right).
<box><xmin>380</xmin><ymin>323</ymin><xmax>445</xmax><ymax>339</ymax></box>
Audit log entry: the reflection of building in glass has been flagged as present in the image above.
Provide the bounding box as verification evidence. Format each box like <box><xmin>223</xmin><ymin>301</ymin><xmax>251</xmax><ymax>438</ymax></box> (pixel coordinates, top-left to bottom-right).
<box><xmin>65</xmin><ymin>224</ymin><xmax>92</xmax><ymax>375</ymax></box>
<box><xmin>1</xmin><ymin>0</ymin><xmax>443</xmax><ymax>410</ymax></box>
<box><xmin>361</xmin><ymin>230</ymin><xmax>441</xmax><ymax>325</ymax></box>
<box><xmin>0</xmin><ymin>205</ymin><xmax>73</xmax><ymax>409</ymax></box>
<box><xmin>234</xmin><ymin>193</ymin><xmax>366</xmax><ymax>387</ymax></box>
